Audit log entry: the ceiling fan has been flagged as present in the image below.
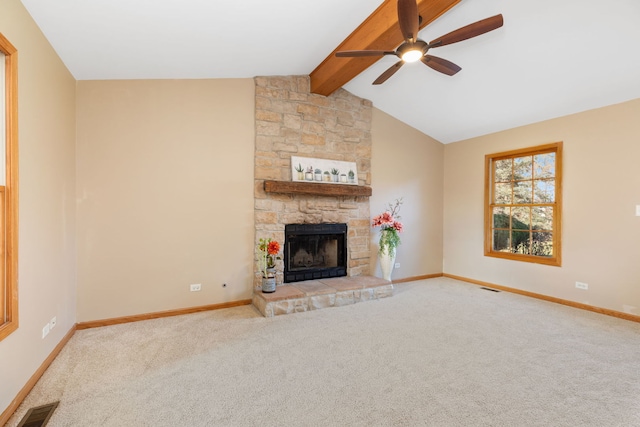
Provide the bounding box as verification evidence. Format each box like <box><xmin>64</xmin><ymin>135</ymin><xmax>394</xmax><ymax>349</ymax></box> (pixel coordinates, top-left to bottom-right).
<box><xmin>335</xmin><ymin>0</ymin><xmax>503</xmax><ymax>84</ymax></box>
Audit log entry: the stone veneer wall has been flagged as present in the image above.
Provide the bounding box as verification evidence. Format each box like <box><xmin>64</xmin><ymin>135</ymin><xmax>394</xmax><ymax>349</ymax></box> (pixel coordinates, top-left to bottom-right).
<box><xmin>254</xmin><ymin>75</ymin><xmax>372</xmax><ymax>290</ymax></box>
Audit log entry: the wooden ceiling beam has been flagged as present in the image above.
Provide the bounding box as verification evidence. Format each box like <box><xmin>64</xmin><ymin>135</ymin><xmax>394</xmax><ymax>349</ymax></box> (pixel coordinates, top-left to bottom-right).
<box><xmin>309</xmin><ymin>0</ymin><xmax>461</xmax><ymax>97</ymax></box>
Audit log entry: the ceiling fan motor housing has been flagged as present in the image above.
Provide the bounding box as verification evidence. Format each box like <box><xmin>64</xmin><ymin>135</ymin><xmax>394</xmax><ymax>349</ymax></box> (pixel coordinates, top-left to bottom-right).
<box><xmin>397</xmin><ymin>40</ymin><xmax>429</xmax><ymax>62</ymax></box>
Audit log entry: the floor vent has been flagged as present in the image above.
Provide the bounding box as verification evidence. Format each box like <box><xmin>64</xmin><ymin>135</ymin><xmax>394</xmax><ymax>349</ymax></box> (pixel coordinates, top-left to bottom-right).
<box><xmin>17</xmin><ymin>402</ymin><xmax>59</xmax><ymax>427</ymax></box>
<box><xmin>480</xmin><ymin>287</ymin><xmax>501</xmax><ymax>292</ymax></box>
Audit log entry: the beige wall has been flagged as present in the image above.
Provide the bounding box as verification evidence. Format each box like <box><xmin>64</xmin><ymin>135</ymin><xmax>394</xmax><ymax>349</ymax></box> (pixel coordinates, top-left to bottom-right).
<box><xmin>76</xmin><ymin>79</ymin><xmax>255</xmax><ymax>322</ymax></box>
<box><xmin>444</xmin><ymin>98</ymin><xmax>640</xmax><ymax>314</ymax></box>
<box><xmin>371</xmin><ymin>108</ymin><xmax>444</xmax><ymax>279</ymax></box>
<box><xmin>0</xmin><ymin>0</ymin><xmax>77</xmax><ymax>417</ymax></box>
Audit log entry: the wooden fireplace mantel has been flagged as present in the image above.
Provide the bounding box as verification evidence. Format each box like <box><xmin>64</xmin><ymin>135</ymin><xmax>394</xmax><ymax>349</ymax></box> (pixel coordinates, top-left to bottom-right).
<box><xmin>263</xmin><ymin>180</ymin><xmax>372</xmax><ymax>197</ymax></box>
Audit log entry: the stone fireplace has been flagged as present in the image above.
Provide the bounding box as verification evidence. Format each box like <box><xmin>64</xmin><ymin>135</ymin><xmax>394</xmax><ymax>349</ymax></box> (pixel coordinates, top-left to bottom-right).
<box><xmin>253</xmin><ymin>75</ymin><xmax>373</xmax><ymax>291</ymax></box>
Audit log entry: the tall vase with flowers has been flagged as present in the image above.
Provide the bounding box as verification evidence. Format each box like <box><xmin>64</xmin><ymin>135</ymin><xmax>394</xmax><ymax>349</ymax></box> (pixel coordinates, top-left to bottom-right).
<box><xmin>257</xmin><ymin>238</ymin><xmax>281</xmax><ymax>293</ymax></box>
<box><xmin>372</xmin><ymin>198</ymin><xmax>403</xmax><ymax>281</ymax></box>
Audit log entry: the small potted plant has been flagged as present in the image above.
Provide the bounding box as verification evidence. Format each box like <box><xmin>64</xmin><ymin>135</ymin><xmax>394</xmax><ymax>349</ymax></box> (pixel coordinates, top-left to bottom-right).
<box><xmin>314</xmin><ymin>168</ymin><xmax>322</xmax><ymax>181</ymax></box>
<box><xmin>323</xmin><ymin>171</ymin><xmax>331</xmax><ymax>182</ymax></box>
<box><xmin>348</xmin><ymin>169</ymin><xmax>355</xmax><ymax>183</ymax></box>
<box><xmin>340</xmin><ymin>173</ymin><xmax>347</xmax><ymax>183</ymax></box>
<box><xmin>331</xmin><ymin>168</ymin><xmax>340</xmax><ymax>182</ymax></box>
<box><xmin>305</xmin><ymin>166</ymin><xmax>314</xmax><ymax>181</ymax></box>
<box><xmin>294</xmin><ymin>163</ymin><xmax>304</xmax><ymax>180</ymax></box>
<box><xmin>257</xmin><ymin>238</ymin><xmax>281</xmax><ymax>293</ymax></box>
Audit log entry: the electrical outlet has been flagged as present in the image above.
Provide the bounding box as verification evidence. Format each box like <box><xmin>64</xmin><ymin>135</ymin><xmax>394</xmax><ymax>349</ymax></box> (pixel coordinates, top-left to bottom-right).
<box><xmin>636</xmin><ymin>205</ymin><xmax>640</xmax><ymax>217</ymax></box>
<box><xmin>394</xmin><ymin>263</ymin><xmax>401</xmax><ymax>269</ymax></box>
<box><xmin>190</xmin><ymin>283</ymin><xmax>201</xmax><ymax>292</ymax></box>
<box><xmin>575</xmin><ymin>281</ymin><xmax>589</xmax><ymax>290</ymax></box>
<box><xmin>50</xmin><ymin>316</ymin><xmax>57</xmax><ymax>330</ymax></box>
<box><xmin>42</xmin><ymin>323</ymin><xmax>50</xmax><ymax>339</ymax></box>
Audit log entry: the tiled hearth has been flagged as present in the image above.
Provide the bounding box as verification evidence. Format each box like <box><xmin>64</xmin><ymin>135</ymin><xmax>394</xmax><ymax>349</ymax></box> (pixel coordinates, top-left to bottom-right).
<box><xmin>252</xmin><ymin>276</ymin><xmax>393</xmax><ymax>317</ymax></box>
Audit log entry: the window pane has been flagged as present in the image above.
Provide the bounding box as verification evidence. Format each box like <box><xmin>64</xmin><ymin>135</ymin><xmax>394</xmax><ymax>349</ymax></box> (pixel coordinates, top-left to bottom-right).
<box><xmin>513</xmin><ymin>180</ymin><xmax>532</xmax><ymax>204</ymax></box>
<box><xmin>493</xmin><ymin>207</ymin><xmax>510</xmax><ymax>228</ymax></box>
<box><xmin>494</xmin><ymin>159</ymin><xmax>512</xmax><ymax>182</ymax></box>
<box><xmin>0</xmin><ymin>36</ymin><xmax>18</xmax><ymax>340</ymax></box>
<box><xmin>514</xmin><ymin>156</ymin><xmax>532</xmax><ymax>180</ymax></box>
<box><xmin>486</xmin><ymin>144</ymin><xmax>561</xmax><ymax>265</ymax></box>
<box><xmin>532</xmin><ymin>206</ymin><xmax>553</xmax><ymax>231</ymax></box>
<box><xmin>493</xmin><ymin>229</ymin><xmax>510</xmax><ymax>252</ymax></box>
<box><xmin>532</xmin><ymin>232</ymin><xmax>553</xmax><ymax>256</ymax></box>
<box><xmin>512</xmin><ymin>231</ymin><xmax>531</xmax><ymax>254</ymax></box>
<box><xmin>512</xmin><ymin>207</ymin><xmax>530</xmax><ymax>230</ymax></box>
<box><xmin>0</xmin><ymin>51</ymin><xmax>5</xmax><ymax>185</ymax></box>
<box><xmin>534</xmin><ymin>179</ymin><xmax>555</xmax><ymax>203</ymax></box>
<box><xmin>495</xmin><ymin>183</ymin><xmax>512</xmax><ymax>204</ymax></box>
<box><xmin>534</xmin><ymin>153</ymin><xmax>555</xmax><ymax>179</ymax></box>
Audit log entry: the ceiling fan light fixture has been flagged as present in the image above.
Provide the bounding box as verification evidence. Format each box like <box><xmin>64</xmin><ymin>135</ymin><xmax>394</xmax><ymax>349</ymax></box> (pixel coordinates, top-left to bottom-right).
<box><xmin>333</xmin><ymin>0</ymin><xmax>503</xmax><ymax>85</ymax></box>
<box><xmin>401</xmin><ymin>49</ymin><xmax>423</xmax><ymax>63</ymax></box>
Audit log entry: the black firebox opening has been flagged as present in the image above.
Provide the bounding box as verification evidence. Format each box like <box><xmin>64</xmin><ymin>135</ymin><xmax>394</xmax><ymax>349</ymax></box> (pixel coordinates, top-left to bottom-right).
<box><xmin>284</xmin><ymin>223</ymin><xmax>347</xmax><ymax>283</ymax></box>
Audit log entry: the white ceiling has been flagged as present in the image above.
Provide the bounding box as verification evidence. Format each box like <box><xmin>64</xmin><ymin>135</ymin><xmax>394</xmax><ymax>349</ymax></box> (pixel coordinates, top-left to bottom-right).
<box><xmin>21</xmin><ymin>0</ymin><xmax>640</xmax><ymax>143</ymax></box>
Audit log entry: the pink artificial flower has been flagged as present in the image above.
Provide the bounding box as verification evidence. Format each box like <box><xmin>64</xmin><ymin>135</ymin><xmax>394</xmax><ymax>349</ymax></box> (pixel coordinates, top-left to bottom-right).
<box><xmin>393</xmin><ymin>221</ymin><xmax>403</xmax><ymax>232</ymax></box>
<box><xmin>373</xmin><ymin>212</ymin><xmax>395</xmax><ymax>227</ymax></box>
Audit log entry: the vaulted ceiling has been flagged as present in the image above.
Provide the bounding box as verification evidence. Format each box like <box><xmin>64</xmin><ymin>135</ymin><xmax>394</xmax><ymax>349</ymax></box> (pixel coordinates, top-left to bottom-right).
<box><xmin>20</xmin><ymin>0</ymin><xmax>640</xmax><ymax>143</ymax></box>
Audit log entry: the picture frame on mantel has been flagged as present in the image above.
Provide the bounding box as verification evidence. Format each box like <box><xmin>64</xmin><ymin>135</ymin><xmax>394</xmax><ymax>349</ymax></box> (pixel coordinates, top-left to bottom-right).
<box><xmin>291</xmin><ymin>156</ymin><xmax>358</xmax><ymax>185</ymax></box>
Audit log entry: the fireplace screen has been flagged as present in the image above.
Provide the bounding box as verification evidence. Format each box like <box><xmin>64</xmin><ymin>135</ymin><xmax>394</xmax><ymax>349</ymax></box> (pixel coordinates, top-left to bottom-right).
<box><xmin>284</xmin><ymin>223</ymin><xmax>347</xmax><ymax>283</ymax></box>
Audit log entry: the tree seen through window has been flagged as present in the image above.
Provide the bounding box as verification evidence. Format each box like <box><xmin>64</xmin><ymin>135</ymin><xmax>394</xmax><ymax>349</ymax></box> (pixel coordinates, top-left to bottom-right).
<box><xmin>485</xmin><ymin>143</ymin><xmax>562</xmax><ymax>266</ymax></box>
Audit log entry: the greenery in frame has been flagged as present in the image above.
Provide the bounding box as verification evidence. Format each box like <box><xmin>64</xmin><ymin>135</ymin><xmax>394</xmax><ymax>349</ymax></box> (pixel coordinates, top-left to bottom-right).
<box><xmin>291</xmin><ymin>156</ymin><xmax>358</xmax><ymax>185</ymax></box>
<box><xmin>490</xmin><ymin>149</ymin><xmax>557</xmax><ymax>258</ymax></box>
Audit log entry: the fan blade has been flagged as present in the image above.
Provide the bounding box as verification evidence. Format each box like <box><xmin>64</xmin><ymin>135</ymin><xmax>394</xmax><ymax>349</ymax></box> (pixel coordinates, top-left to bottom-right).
<box><xmin>373</xmin><ymin>61</ymin><xmax>404</xmax><ymax>85</ymax></box>
<box><xmin>397</xmin><ymin>0</ymin><xmax>419</xmax><ymax>42</ymax></box>
<box><xmin>429</xmin><ymin>14</ymin><xmax>503</xmax><ymax>48</ymax></box>
<box><xmin>421</xmin><ymin>55</ymin><xmax>461</xmax><ymax>76</ymax></box>
<box><xmin>335</xmin><ymin>50</ymin><xmax>395</xmax><ymax>58</ymax></box>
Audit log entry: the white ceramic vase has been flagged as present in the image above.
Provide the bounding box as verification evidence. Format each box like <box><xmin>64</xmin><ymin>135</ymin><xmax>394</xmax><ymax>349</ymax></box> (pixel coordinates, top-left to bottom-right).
<box><xmin>378</xmin><ymin>246</ymin><xmax>396</xmax><ymax>281</ymax></box>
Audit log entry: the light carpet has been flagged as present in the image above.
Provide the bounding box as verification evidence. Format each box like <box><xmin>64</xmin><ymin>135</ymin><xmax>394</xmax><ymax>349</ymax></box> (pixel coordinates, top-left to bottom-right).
<box><xmin>6</xmin><ymin>277</ymin><xmax>640</xmax><ymax>426</ymax></box>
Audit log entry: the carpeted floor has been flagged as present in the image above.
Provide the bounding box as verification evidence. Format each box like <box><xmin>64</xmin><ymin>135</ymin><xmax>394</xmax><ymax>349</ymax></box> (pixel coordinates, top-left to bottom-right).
<box><xmin>7</xmin><ymin>277</ymin><xmax>640</xmax><ymax>426</ymax></box>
